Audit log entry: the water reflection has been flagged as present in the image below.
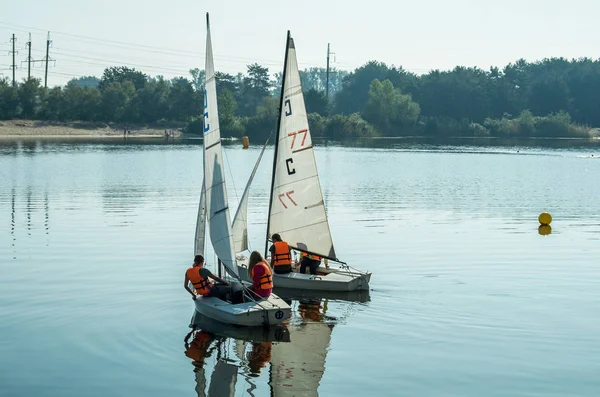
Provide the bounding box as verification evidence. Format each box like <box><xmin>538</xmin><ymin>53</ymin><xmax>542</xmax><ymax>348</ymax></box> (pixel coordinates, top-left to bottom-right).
<box><xmin>4</xmin><ymin>183</ymin><xmax>51</xmax><ymax>259</ymax></box>
<box><xmin>185</xmin><ymin>296</ymin><xmax>347</xmax><ymax>397</ymax></box>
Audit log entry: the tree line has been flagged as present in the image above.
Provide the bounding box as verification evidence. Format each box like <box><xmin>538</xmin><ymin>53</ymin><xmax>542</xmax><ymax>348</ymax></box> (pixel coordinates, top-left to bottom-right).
<box><xmin>1</xmin><ymin>57</ymin><xmax>597</xmax><ymax>139</ymax></box>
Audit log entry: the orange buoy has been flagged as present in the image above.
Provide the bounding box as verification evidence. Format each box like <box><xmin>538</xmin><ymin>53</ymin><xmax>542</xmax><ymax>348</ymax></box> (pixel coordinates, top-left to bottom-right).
<box><xmin>538</xmin><ymin>212</ymin><xmax>552</xmax><ymax>226</ymax></box>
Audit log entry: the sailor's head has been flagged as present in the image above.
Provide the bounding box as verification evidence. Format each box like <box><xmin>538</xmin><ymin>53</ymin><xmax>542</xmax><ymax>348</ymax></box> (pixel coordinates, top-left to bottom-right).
<box><xmin>272</xmin><ymin>233</ymin><xmax>282</xmax><ymax>242</ymax></box>
<box><xmin>193</xmin><ymin>254</ymin><xmax>204</xmax><ymax>267</ymax></box>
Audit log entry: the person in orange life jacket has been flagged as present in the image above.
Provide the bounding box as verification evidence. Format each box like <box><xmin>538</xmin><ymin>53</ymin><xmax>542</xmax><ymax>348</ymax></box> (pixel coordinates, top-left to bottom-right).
<box><xmin>269</xmin><ymin>233</ymin><xmax>292</xmax><ymax>274</ymax></box>
<box><xmin>184</xmin><ymin>254</ymin><xmax>232</xmax><ymax>301</ymax></box>
<box><xmin>247</xmin><ymin>251</ymin><xmax>273</xmax><ymax>299</ymax></box>
<box><xmin>300</xmin><ymin>251</ymin><xmax>321</xmax><ymax>275</ymax></box>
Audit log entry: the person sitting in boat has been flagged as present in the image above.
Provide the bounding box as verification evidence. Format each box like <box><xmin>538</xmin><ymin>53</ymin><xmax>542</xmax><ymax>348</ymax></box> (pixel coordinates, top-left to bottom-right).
<box><xmin>184</xmin><ymin>254</ymin><xmax>232</xmax><ymax>301</ymax></box>
<box><xmin>247</xmin><ymin>251</ymin><xmax>273</xmax><ymax>299</ymax></box>
<box><xmin>300</xmin><ymin>251</ymin><xmax>322</xmax><ymax>275</ymax></box>
<box><xmin>269</xmin><ymin>234</ymin><xmax>292</xmax><ymax>274</ymax></box>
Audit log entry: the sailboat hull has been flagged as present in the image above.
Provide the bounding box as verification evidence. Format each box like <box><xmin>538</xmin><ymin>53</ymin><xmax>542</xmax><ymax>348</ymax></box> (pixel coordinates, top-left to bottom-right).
<box><xmin>190</xmin><ymin>311</ymin><xmax>291</xmax><ymax>343</ymax></box>
<box><xmin>236</xmin><ymin>257</ymin><xmax>370</xmax><ymax>292</ymax></box>
<box><xmin>193</xmin><ymin>294</ymin><xmax>291</xmax><ymax>327</ymax></box>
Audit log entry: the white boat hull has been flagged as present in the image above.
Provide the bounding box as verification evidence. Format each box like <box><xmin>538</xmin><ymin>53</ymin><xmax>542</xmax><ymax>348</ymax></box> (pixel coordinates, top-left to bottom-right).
<box><xmin>190</xmin><ymin>311</ymin><xmax>291</xmax><ymax>342</ymax></box>
<box><xmin>193</xmin><ymin>294</ymin><xmax>291</xmax><ymax>327</ymax></box>
<box><xmin>236</xmin><ymin>257</ymin><xmax>371</xmax><ymax>292</ymax></box>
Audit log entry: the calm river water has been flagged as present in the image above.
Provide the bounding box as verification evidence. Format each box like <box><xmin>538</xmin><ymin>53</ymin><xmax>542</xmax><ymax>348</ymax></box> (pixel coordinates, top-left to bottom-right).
<box><xmin>1</xmin><ymin>136</ymin><xmax>599</xmax><ymax>396</ymax></box>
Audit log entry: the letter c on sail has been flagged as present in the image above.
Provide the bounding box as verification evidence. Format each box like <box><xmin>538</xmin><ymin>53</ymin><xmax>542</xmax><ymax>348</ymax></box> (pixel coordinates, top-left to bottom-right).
<box><xmin>286</xmin><ymin>158</ymin><xmax>295</xmax><ymax>175</ymax></box>
<box><xmin>284</xmin><ymin>99</ymin><xmax>292</xmax><ymax>116</ymax></box>
<box><xmin>204</xmin><ymin>90</ymin><xmax>210</xmax><ymax>132</ymax></box>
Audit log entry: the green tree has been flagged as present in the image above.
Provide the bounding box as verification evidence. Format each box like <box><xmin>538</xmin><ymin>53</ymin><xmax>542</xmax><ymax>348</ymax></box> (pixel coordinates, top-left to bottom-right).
<box><xmin>239</xmin><ymin>63</ymin><xmax>272</xmax><ymax>116</ymax></box>
<box><xmin>304</xmin><ymin>89</ymin><xmax>329</xmax><ymax>116</ymax></box>
<box><xmin>0</xmin><ymin>78</ymin><xmax>19</xmax><ymax>119</ymax></box>
<box><xmin>362</xmin><ymin>79</ymin><xmax>420</xmax><ymax>135</ymax></box>
<box><xmin>333</xmin><ymin>61</ymin><xmax>419</xmax><ymax>115</ymax></box>
<box><xmin>38</xmin><ymin>86</ymin><xmax>64</xmax><ymax>120</ymax></box>
<box><xmin>62</xmin><ymin>82</ymin><xmax>101</xmax><ymax>121</ymax></box>
<box><xmin>69</xmin><ymin>76</ymin><xmax>100</xmax><ymax>88</ymax></box>
<box><xmin>100</xmin><ymin>82</ymin><xmax>129</xmax><ymax>121</ymax></box>
<box><xmin>98</xmin><ymin>66</ymin><xmax>147</xmax><ymax>91</ymax></box>
<box><xmin>189</xmin><ymin>68</ymin><xmax>205</xmax><ymax>91</ymax></box>
<box><xmin>18</xmin><ymin>77</ymin><xmax>43</xmax><ymax>119</ymax></box>
<box><xmin>169</xmin><ymin>77</ymin><xmax>199</xmax><ymax>121</ymax></box>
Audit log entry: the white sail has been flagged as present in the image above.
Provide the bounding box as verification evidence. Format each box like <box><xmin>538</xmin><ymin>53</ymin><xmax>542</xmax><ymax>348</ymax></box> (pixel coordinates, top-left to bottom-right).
<box><xmin>194</xmin><ymin>178</ymin><xmax>206</xmax><ymax>256</ymax></box>
<box><xmin>203</xmin><ymin>13</ymin><xmax>238</xmax><ymax>275</ymax></box>
<box><xmin>232</xmin><ymin>138</ymin><xmax>269</xmax><ymax>253</ymax></box>
<box><xmin>268</xmin><ymin>33</ymin><xmax>336</xmax><ymax>259</ymax></box>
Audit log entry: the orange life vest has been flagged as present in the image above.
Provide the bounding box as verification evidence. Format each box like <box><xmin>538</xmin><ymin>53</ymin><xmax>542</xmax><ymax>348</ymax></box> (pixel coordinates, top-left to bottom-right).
<box><xmin>301</xmin><ymin>252</ymin><xmax>322</xmax><ymax>261</ymax></box>
<box><xmin>250</xmin><ymin>261</ymin><xmax>273</xmax><ymax>290</ymax></box>
<box><xmin>186</xmin><ymin>266</ymin><xmax>213</xmax><ymax>296</ymax></box>
<box><xmin>272</xmin><ymin>241</ymin><xmax>291</xmax><ymax>266</ymax></box>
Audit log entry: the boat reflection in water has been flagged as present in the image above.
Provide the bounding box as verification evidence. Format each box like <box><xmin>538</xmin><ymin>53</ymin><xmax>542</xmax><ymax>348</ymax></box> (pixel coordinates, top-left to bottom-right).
<box><xmin>186</xmin><ymin>311</ymin><xmax>290</xmax><ymax>396</ymax></box>
<box><xmin>185</xmin><ymin>291</ymin><xmax>366</xmax><ymax>396</ymax></box>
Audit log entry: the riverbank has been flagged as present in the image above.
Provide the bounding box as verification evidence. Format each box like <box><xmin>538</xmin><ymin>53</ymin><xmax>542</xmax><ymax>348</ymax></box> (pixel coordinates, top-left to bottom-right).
<box><xmin>0</xmin><ymin>120</ymin><xmax>183</xmax><ymax>137</ymax></box>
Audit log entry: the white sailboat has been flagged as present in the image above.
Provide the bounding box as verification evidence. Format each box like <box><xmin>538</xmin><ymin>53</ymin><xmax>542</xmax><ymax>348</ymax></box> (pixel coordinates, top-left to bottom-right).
<box><xmin>191</xmin><ymin>13</ymin><xmax>291</xmax><ymax>327</ymax></box>
<box><xmin>235</xmin><ymin>31</ymin><xmax>371</xmax><ymax>292</ymax></box>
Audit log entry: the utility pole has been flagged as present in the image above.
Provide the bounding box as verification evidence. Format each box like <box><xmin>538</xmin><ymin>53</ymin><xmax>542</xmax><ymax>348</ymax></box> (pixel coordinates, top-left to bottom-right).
<box><xmin>35</xmin><ymin>32</ymin><xmax>55</xmax><ymax>88</ymax></box>
<box><xmin>325</xmin><ymin>43</ymin><xmax>335</xmax><ymax>100</ymax></box>
<box><xmin>326</xmin><ymin>43</ymin><xmax>330</xmax><ymax>100</ymax></box>
<box><xmin>44</xmin><ymin>32</ymin><xmax>51</xmax><ymax>89</ymax></box>
<box><xmin>10</xmin><ymin>34</ymin><xmax>18</xmax><ymax>87</ymax></box>
<box><xmin>26</xmin><ymin>33</ymin><xmax>31</xmax><ymax>79</ymax></box>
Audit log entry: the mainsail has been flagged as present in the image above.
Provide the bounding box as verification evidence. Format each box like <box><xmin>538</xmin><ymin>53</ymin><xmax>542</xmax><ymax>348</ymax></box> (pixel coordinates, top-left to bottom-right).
<box><xmin>232</xmin><ymin>137</ymin><xmax>269</xmax><ymax>253</ymax></box>
<box><xmin>202</xmin><ymin>13</ymin><xmax>238</xmax><ymax>275</ymax></box>
<box><xmin>267</xmin><ymin>32</ymin><xmax>336</xmax><ymax>260</ymax></box>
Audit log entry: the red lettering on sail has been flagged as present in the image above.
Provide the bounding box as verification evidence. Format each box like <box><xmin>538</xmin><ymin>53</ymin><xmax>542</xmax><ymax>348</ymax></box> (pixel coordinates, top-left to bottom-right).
<box><xmin>288</xmin><ymin>130</ymin><xmax>309</xmax><ymax>149</ymax></box>
<box><xmin>278</xmin><ymin>191</ymin><xmax>297</xmax><ymax>208</ymax></box>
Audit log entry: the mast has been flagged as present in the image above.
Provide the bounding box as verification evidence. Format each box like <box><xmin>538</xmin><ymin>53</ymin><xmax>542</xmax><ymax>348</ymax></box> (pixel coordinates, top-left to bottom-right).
<box><xmin>264</xmin><ymin>30</ymin><xmax>291</xmax><ymax>258</ymax></box>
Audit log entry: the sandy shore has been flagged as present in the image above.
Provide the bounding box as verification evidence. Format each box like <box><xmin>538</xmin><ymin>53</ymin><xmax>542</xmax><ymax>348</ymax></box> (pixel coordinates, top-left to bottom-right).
<box><xmin>0</xmin><ymin>120</ymin><xmax>183</xmax><ymax>138</ymax></box>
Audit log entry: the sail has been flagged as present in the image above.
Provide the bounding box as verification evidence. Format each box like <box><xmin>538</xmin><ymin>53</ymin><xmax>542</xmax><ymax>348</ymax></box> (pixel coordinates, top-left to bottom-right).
<box><xmin>267</xmin><ymin>33</ymin><xmax>336</xmax><ymax>259</ymax></box>
<box><xmin>202</xmin><ymin>13</ymin><xmax>238</xmax><ymax>275</ymax></box>
<box><xmin>194</xmin><ymin>178</ymin><xmax>206</xmax><ymax>256</ymax></box>
<box><xmin>232</xmin><ymin>138</ymin><xmax>269</xmax><ymax>253</ymax></box>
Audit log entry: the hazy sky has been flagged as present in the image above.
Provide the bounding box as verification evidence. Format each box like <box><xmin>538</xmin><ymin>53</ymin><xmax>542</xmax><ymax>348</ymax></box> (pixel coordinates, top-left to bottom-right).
<box><xmin>1</xmin><ymin>0</ymin><xmax>597</xmax><ymax>86</ymax></box>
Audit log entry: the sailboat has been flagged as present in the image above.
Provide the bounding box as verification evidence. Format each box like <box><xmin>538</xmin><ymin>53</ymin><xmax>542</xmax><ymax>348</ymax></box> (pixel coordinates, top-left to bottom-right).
<box><xmin>191</xmin><ymin>13</ymin><xmax>291</xmax><ymax>327</ymax></box>
<box><xmin>234</xmin><ymin>31</ymin><xmax>371</xmax><ymax>292</ymax></box>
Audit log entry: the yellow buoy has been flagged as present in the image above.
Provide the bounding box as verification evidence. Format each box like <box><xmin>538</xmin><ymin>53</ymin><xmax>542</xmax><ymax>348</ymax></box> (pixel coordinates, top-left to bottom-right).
<box><xmin>538</xmin><ymin>212</ymin><xmax>552</xmax><ymax>226</ymax></box>
<box><xmin>538</xmin><ymin>225</ymin><xmax>552</xmax><ymax>236</ymax></box>
<box><xmin>242</xmin><ymin>136</ymin><xmax>249</xmax><ymax>149</ymax></box>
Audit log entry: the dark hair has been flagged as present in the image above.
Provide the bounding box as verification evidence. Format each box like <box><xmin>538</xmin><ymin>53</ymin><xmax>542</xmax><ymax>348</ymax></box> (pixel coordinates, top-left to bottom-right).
<box><xmin>248</xmin><ymin>251</ymin><xmax>270</xmax><ymax>277</ymax></box>
<box><xmin>194</xmin><ymin>254</ymin><xmax>204</xmax><ymax>265</ymax></box>
<box><xmin>272</xmin><ymin>233</ymin><xmax>281</xmax><ymax>242</ymax></box>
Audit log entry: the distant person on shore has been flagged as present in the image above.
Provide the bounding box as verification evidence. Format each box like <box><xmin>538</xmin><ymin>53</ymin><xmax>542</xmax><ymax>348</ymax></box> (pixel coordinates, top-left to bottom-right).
<box><xmin>247</xmin><ymin>251</ymin><xmax>273</xmax><ymax>299</ymax></box>
<box><xmin>184</xmin><ymin>254</ymin><xmax>233</xmax><ymax>301</ymax></box>
<box><xmin>269</xmin><ymin>234</ymin><xmax>292</xmax><ymax>274</ymax></box>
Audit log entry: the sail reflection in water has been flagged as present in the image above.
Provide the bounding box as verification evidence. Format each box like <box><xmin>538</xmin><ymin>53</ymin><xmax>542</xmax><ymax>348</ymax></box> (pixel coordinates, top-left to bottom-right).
<box><xmin>184</xmin><ymin>297</ymin><xmax>349</xmax><ymax>397</ymax></box>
